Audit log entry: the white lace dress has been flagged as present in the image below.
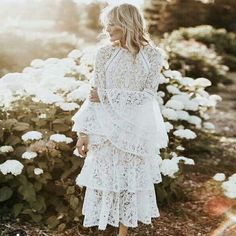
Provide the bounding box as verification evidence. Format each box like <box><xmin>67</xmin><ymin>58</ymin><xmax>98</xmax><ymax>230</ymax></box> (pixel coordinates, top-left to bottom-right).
<box><xmin>71</xmin><ymin>43</ymin><xmax>169</xmax><ymax>230</ymax></box>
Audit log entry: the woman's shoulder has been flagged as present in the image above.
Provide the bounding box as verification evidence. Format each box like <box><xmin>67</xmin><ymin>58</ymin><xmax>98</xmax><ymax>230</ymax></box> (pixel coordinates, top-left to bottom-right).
<box><xmin>96</xmin><ymin>43</ymin><xmax>118</xmax><ymax>59</ymax></box>
<box><xmin>143</xmin><ymin>43</ymin><xmax>166</xmax><ymax>67</ymax></box>
<box><xmin>143</xmin><ymin>43</ymin><xmax>164</xmax><ymax>58</ymax></box>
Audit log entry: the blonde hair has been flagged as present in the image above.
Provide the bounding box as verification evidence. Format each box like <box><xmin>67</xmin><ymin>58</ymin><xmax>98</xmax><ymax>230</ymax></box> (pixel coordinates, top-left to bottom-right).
<box><xmin>100</xmin><ymin>3</ymin><xmax>151</xmax><ymax>56</ymax></box>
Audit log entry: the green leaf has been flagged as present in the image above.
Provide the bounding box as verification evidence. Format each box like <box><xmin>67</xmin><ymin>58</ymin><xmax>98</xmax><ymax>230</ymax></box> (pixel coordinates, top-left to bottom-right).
<box><xmin>53</xmin><ymin>123</ymin><xmax>70</xmax><ymax>132</ymax></box>
<box><xmin>5</xmin><ymin>135</ymin><xmax>21</xmax><ymax>146</ymax></box>
<box><xmin>30</xmin><ymin>213</ymin><xmax>42</xmax><ymax>223</ymax></box>
<box><xmin>0</xmin><ymin>186</ymin><xmax>13</xmax><ymax>202</ymax></box>
<box><xmin>57</xmin><ymin>223</ymin><xmax>66</xmax><ymax>232</ymax></box>
<box><xmin>156</xmin><ymin>186</ymin><xmax>168</xmax><ymax>202</ymax></box>
<box><xmin>66</xmin><ymin>186</ymin><xmax>75</xmax><ymax>195</ymax></box>
<box><xmin>30</xmin><ymin>196</ymin><xmax>46</xmax><ymax>213</ymax></box>
<box><xmin>12</xmin><ymin>122</ymin><xmax>30</xmax><ymax>131</ymax></box>
<box><xmin>34</xmin><ymin>182</ymin><xmax>42</xmax><ymax>192</ymax></box>
<box><xmin>69</xmin><ymin>196</ymin><xmax>79</xmax><ymax>210</ymax></box>
<box><xmin>12</xmin><ymin>203</ymin><xmax>23</xmax><ymax>217</ymax></box>
<box><xmin>4</xmin><ymin>119</ymin><xmax>18</xmax><ymax>130</ymax></box>
<box><xmin>18</xmin><ymin>182</ymin><xmax>36</xmax><ymax>202</ymax></box>
<box><xmin>46</xmin><ymin>215</ymin><xmax>60</xmax><ymax>229</ymax></box>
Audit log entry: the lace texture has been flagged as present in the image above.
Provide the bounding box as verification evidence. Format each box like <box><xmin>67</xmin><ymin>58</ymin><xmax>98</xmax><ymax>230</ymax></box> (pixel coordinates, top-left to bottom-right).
<box><xmin>82</xmin><ymin>188</ymin><xmax>159</xmax><ymax>230</ymax></box>
<box><xmin>72</xmin><ymin>43</ymin><xmax>169</xmax><ymax>230</ymax></box>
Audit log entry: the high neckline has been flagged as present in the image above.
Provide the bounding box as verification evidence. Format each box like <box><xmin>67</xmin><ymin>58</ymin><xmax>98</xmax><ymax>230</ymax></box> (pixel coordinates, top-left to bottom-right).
<box><xmin>114</xmin><ymin>44</ymin><xmax>150</xmax><ymax>53</ymax></box>
<box><xmin>115</xmin><ymin>44</ymin><xmax>149</xmax><ymax>52</ymax></box>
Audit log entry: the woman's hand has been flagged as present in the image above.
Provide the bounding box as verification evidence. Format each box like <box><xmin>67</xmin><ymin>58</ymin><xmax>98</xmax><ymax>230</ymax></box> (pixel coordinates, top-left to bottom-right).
<box><xmin>76</xmin><ymin>135</ymin><xmax>89</xmax><ymax>157</ymax></box>
<box><xmin>89</xmin><ymin>86</ymin><xmax>100</xmax><ymax>103</ymax></box>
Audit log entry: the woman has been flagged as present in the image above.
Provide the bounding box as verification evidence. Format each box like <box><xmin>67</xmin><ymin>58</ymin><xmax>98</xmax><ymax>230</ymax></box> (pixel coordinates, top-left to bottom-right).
<box><xmin>72</xmin><ymin>3</ymin><xmax>169</xmax><ymax>236</ymax></box>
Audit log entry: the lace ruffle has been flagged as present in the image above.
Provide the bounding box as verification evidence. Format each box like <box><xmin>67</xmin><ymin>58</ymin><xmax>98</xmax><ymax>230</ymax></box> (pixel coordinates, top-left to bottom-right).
<box><xmin>82</xmin><ymin>187</ymin><xmax>160</xmax><ymax>230</ymax></box>
<box><xmin>95</xmin><ymin>87</ymin><xmax>169</xmax><ymax>158</ymax></box>
<box><xmin>76</xmin><ymin>139</ymin><xmax>162</xmax><ymax>193</ymax></box>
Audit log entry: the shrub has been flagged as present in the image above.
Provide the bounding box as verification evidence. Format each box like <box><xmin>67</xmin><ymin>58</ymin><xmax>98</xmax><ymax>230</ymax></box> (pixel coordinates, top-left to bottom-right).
<box><xmin>158</xmin><ymin>25</ymin><xmax>232</xmax><ymax>86</ymax></box>
<box><xmin>169</xmin><ymin>25</ymin><xmax>236</xmax><ymax>70</ymax></box>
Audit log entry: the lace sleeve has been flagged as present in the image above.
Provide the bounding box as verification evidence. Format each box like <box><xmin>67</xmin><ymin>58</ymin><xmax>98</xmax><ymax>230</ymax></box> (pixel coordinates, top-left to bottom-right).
<box><xmin>93</xmin><ymin>45</ymin><xmax>113</xmax><ymax>88</ymax></box>
<box><xmin>71</xmin><ymin>45</ymin><xmax>114</xmax><ymax>137</ymax></box>
<box><xmin>143</xmin><ymin>47</ymin><xmax>165</xmax><ymax>97</ymax></box>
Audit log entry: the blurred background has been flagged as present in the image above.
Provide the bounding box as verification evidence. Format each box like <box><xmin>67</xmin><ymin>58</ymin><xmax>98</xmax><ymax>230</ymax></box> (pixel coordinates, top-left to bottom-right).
<box><xmin>1</xmin><ymin>0</ymin><xmax>236</xmax><ymax>77</ymax></box>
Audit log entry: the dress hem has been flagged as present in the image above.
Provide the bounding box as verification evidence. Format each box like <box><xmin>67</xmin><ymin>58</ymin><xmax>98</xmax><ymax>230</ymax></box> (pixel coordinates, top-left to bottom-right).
<box><xmin>76</xmin><ymin>179</ymin><xmax>162</xmax><ymax>193</ymax></box>
<box><xmin>82</xmin><ymin>212</ymin><xmax>160</xmax><ymax>230</ymax></box>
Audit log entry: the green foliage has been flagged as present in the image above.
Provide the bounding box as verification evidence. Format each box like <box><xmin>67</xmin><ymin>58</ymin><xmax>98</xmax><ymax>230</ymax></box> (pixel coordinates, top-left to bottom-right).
<box><xmin>160</xmin><ymin>25</ymin><xmax>235</xmax><ymax>85</ymax></box>
<box><xmin>0</xmin><ymin>97</ymin><xmax>85</xmax><ymax>229</ymax></box>
<box><xmin>176</xmin><ymin>25</ymin><xmax>236</xmax><ymax>70</ymax></box>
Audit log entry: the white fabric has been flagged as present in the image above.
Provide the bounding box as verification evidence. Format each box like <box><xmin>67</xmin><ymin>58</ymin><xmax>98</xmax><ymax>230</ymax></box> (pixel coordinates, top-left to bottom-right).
<box><xmin>72</xmin><ymin>44</ymin><xmax>169</xmax><ymax>230</ymax></box>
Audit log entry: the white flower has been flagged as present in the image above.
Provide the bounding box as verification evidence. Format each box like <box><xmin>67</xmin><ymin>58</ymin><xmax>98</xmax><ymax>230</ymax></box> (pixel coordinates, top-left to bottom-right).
<box><xmin>194</xmin><ymin>78</ymin><xmax>212</xmax><ymax>87</ymax></box>
<box><xmin>22</xmin><ymin>131</ymin><xmax>43</xmax><ymax>142</ymax></box>
<box><xmin>163</xmin><ymin>70</ymin><xmax>182</xmax><ymax>81</ymax></box>
<box><xmin>39</xmin><ymin>113</ymin><xmax>47</xmax><ymax>119</ymax></box>
<box><xmin>73</xmin><ymin>148</ymin><xmax>80</xmax><ymax>157</ymax></box>
<box><xmin>56</xmin><ymin>102</ymin><xmax>80</xmax><ymax>111</ymax></box>
<box><xmin>162</xmin><ymin>108</ymin><xmax>178</xmax><ymax>120</ymax></box>
<box><xmin>180</xmin><ymin>77</ymin><xmax>195</xmax><ymax>87</ymax></box>
<box><xmin>228</xmin><ymin>174</ymin><xmax>236</xmax><ymax>183</ymax></box>
<box><xmin>22</xmin><ymin>151</ymin><xmax>37</xmax><ymax>160</ymax></box>
<box><xmin>166</xmin><ymin>85</ymin><xmax>181</xmax><ymax>94</ymax></box>
<box><xmin>30</xmin><ymin>59</ymin><xmax>44</xmax><ymax>68</ymax></box>
<box><xmin>164</xmin><ymin>122</ymin><xmax>174</xmax><ymax>132</ymax></box>
<box><xmin>0</xmin><ymin>160</ymin><xmax>24</xmax><ymax>176</ymax></box>
<box><xmin>35</xmin><ymin>90</ymin><xmax>64</xmax><ymax>104</ymax></box>
<box><xmin>172</xmin><ymin>155</ymin><xmax>195</xmax><ymax>165</ymax></box>
<box><xmin>201</xmin><ymin>112</ymin><xmax>210</xmax><ymax>120</ymax></box>
<box><xmin>76</xmin><ymin>64</ymin><xmax>90</xmax><ymax>75</ymax></box>
<box><xmin>34</xmin><ymin>168</ymin><xmax>43</xmax><ymax>175</ymax></box>
<box><xmin>206</xmin><ymin>95</ymin><xmax>222</xmax><ymax>107</ymax></box>
<box><xmin>213</xmin><ymin>173</ymin><xmax>226</xmax><ymax>181</ymax></box>
<box><xmin>160</xmin><ymin>159</ymin><xmax>179</xmax><ymax>178</ymax></box>
<box><xmin>165</xmin><ymin>100</ymin><xmax>184</xmax><ymax>110</ymax></box>
<box><xmin>176</xmin><ymin>145</ymin><xmax>185</xmax><ymax>151</ymax></box>
<box><xmin>203</xmin><ymin>122</ymin><xmax>215</xmax><ymax>130</ymax></box>
<box><xmin>50</xmin><ymin>134</ymin><xmax>73</xmax><ymax>144</ymax></box>
<box><xmin>170</xmin><ymin>70</ymin><xmax>183</xmax><ymax>82</ymax></box>
<box><xmin>188</xmin><ymin>115</ymin><xmax>202</xmax><ymax>128</ymax></box>
<box><xmin>176</xmin><ymin>110</ymin><xmax>190</xmax><ymax>120</ymax></box>
<box><xmin>222</xmin><ymin>181</ymin><xmax>236</xmax><ymax>199</ymax></box>
<box><xmin>171</xmin><ymin>94</ymin><xmax>189</xmax><ymax>102</ymax></box>
<box><xmin>67</xmin><ymin>49</ymin><xmax>82</xmax><ymax>59</ymax></box>
<box><xmin>67</xmin><ymin>83</ymin><xmax>90</xmax><ymax>101</ymax></box>
<box><xmin>184</xmin><ymin>100</ymin><xmax>199</xmax><ymax>111</ymax></box>
<box><xmin>163</xmin><ymin>70</ymin><xmax>175</xmax><ymax>78</ymax></box>
<box><xmin>0</xmin><ymin>145</ymin><xmax>14</xmax><ymax>153</ymax></box>
<box><xmin>173</xmin><ymin>129</ymin><xmax>197</xmax><ymax>139</ymax></box>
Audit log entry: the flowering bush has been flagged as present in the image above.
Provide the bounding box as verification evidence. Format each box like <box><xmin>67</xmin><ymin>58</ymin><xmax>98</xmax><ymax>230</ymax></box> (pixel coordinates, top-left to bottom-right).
<box><xmin>213</xmin><ymin>173</ymin><xmax>236</xmax><ymax>199</ymax></box>
<box><xmin>0</xmin><ymin>42</ymin><xmax>222</xmax><ymax>228</ymax></box>
<box><xmin>159</xmin><ymin>25</ymin><xmax>231</xmax><ymax>85</ymax></box>
<box><xmin>166</xmin><ymin>25</ymin><xmax>236</xmax><ymax>71</ymax></box>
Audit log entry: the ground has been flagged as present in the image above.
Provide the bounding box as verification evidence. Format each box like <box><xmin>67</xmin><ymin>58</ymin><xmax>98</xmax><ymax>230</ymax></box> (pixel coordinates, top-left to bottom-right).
<box><xmin>1</xmin><ymin>73</ymin><xmax>236</xmax><ymax>236</ymax></box>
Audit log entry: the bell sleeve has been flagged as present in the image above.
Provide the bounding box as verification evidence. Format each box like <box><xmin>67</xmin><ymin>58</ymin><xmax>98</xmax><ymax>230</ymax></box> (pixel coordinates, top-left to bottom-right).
<box><xmin>71</xmin><ymin>48</ymin><xmax>107</xmax><ymax>137</ymax></box>
<box><xmin>95</xmin><ymin>47</ymin><xmax>169</xmax><ymax>158</ymax></box>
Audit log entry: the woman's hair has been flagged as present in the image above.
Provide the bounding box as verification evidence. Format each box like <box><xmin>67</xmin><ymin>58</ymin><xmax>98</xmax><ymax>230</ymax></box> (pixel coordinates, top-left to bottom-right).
<box><xmin>100</xmin><ymin>3</ymin><xmax>151</xmax><ymax>56</ymax></box>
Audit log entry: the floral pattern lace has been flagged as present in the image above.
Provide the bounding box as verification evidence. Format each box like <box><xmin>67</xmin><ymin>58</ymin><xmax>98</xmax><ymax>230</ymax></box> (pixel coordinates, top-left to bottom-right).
<box><xmin>72</xmin><ymin>43</ymin><xmax>169</xmax><ymax>230</ymax></box>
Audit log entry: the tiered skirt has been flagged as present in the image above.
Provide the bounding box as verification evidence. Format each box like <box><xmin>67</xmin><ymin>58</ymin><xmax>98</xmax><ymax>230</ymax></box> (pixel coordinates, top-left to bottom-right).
<box><xmin>76</xmin><ymin>134</ymin><xmax>162</xmax><ymax>230</ymax></box>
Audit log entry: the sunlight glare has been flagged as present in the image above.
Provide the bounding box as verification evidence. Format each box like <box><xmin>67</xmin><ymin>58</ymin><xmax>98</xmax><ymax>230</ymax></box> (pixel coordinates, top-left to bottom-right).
<box><xmin>74</xmin><ymin>0</ymin><xmax>144</xmax><ymax>6</ymax></box>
